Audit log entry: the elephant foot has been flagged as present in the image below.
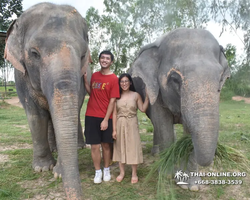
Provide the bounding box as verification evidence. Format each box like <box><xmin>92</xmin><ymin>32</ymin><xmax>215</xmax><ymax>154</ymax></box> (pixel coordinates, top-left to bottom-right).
<box><xmin>151</xmin><ymin>145</ymin><xmax>160</xmax><ymax>155</ymax></box>
<box><xmin>77</xmin><ymin>141</ymin><xmax>86</xmax><ymax>149</ymax></box>
<box><xmin>33</xmin><ymin>155</ymin><xmax>56</xmax><ymax>172</ymax></box>
<box><xmin>50</xmin><ymin>145</ymin><xmax>57</xmax><ymax>152</ymax></box>
<box><xmin>53</xmin><ymin>162</ymin><xmax>63</xmax><ymax>179</ymax></box>
<box><xmin>175</xmin><ymin>175</ymin><xmax>201</xmax><ymax>191</ymax></box>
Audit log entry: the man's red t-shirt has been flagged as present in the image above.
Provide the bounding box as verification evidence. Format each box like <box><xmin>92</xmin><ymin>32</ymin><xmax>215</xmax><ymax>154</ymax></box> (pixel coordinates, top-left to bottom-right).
<box><xmin>85</xmin><ymin>71</ymin><xmax>120</xmax><ymax>118</ymax></box>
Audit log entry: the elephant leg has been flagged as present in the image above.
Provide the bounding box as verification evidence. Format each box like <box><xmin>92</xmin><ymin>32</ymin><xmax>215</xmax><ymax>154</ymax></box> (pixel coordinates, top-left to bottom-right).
<box><xmin>53</xmin><ymin>156</ymin><xmax>63</xmax><ymax>178</ymax></box>
<box><xmin>147</xmin><ymin>97</ymin><xmax>175</xmax><ymax>155</ymax></box>
<box><xmin>48</xmin><ymin>119</ymin><xmax>57</xmax><ymax>152</ymax></box>
<box><xmin>24</xmin><ymin>99</ymin><xmax>56</xmax><ymax>172</ymax></box>
<box><xmin>176</xmin><ymin>151</ymin><xmax>201</xmax><ymax>191</ymax></box>
<box><xmin>53</xmin><ymin>116</ymin><xmax>84</xmax><ymax>179</ymax></box>
<box><xmin>77</xmin><ymin>117</ymin><xmax>85</xmax><ymax>149</ymax></box>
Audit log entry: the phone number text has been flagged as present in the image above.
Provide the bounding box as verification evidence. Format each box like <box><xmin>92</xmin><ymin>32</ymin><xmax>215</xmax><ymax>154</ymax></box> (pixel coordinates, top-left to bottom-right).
<box><xmin>194</xmin><ymin>180</ymin><xmax>243</xmax><ymax>185</ymax></box>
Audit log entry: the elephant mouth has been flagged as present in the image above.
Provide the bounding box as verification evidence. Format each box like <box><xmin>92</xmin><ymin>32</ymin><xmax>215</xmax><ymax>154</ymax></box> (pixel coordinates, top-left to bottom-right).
<box><xmin>54</xmin><ymin>80</ymin><xmax>77</xmax><ymax>91</ymax></box>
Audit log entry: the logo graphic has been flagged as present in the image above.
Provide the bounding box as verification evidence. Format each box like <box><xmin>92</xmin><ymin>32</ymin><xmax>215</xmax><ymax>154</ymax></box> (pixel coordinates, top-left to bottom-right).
<box><xmin>174</xmin><ymin>170</ymin><xmax>189</xmax><ymax>185</ymax></box>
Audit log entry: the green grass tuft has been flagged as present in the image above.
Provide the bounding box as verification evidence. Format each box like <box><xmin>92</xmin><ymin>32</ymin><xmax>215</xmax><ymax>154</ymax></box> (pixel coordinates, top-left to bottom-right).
<box><xmin>145</xmin><ymin>135</ymin><xmax>250</xmax><ymax>200</ymax></box>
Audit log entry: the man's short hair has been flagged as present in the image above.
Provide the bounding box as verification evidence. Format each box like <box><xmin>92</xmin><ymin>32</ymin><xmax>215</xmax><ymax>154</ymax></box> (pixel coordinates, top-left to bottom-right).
<box><xmin>99</xmin><ymin>50</ymin><xmax>114</xmax><ymax>62</ymax></box>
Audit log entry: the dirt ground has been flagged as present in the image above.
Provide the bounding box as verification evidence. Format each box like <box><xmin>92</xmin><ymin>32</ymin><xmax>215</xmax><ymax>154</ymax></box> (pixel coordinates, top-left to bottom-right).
<box><xmin>4</xmin><ymin>95</ymin><xmax>250</xmax><ymax>109</ymax></box>
<box><xmin>232</xmin><ymin>96</ymin><xmax>250</xmax><ymax>104</ymax></box>
<box><xmin>4</xmin><ymin>96</ymin><xmax>23</xmax><ymax>108</ymax></box>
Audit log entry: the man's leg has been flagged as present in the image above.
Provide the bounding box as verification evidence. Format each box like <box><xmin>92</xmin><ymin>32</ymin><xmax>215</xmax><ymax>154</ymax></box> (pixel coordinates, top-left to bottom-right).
<box><xmin>91</xmin><ymin>144</ymin><xmax>101</xmax><ymax>170</ymax></box>
<box><xmin>91</xmin><ymin>144</ymin><xmax>102</xmax><ymax>184</ymax></box>
<box><xmin>101</xmin><ymin>142</ymin><xmax>111</xmax><ymax>168</ymax></box>
<box><xmin>102</xmin><ymin>142</ymin><xmax>111</xmax><ymax>182</ymax></box>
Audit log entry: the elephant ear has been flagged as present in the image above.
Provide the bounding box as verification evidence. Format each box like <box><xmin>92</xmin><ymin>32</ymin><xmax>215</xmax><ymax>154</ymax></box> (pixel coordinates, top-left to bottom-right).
<box><xmin>165</xmin><ymin>68</ymin><xmax>183</xmax><ymax>121</ymax></box>
<box><xmin>131</xmin><ymin>43</ymin><xmax>161</xmax><ymax>105</ymax></box>
<box><xmin>4</xmin><ymin>19</ymin><xmax>26</xmax><ymax>74</ymax></box>
<box><xmin>81</xmin><ymin>47</ymin><xmax>92</xmax><ymax>76</ymax></box>
<box><xmin>80</xmin><ymin>18</ymin><xmax>92</xmax><ymax>76</ymax></box>
<box><xmin>218</xmin><ymin>45</ymin><xmax>230</xmax><ymax>91</ymax></box>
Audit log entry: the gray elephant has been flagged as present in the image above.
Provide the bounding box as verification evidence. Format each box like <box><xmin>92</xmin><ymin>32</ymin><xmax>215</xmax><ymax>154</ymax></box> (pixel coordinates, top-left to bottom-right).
<box><xmin>4</xmin><ymin>3</ymin><xmax>91</xmax><ymax>199</ymax></box>
<box><xmin>129</xmin><ymin>28</ymin><xmax>230</xmax><ymax>190</ymax></box>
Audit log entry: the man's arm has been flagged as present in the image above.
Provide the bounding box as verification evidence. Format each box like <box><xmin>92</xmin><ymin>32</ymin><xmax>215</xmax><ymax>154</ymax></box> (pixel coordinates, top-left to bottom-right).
<box><xmin>112</xmin><ymin>101</ymin><xmax>117</xmax><ymax>140</ymax></box>
<box><xmin>84</xmin><ymin>72</ymin><xmax>91</xmax><ymax>95</ymax></box>
<box><xmin>100</xmin><ymin>98</ymin><xmax>116</xmax><ymax>131</ymax></box>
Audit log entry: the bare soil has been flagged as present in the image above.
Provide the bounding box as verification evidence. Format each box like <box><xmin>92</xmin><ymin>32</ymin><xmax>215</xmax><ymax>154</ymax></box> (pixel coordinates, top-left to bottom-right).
<box><xmin>4</xmin><ymin>96</ymin><xmax>250</xmax><ymax>110</ymax></box>
<box><xmin>232</xmin><ymin>96</ymin><xmax>250</xmax><ymax>104</ymax></box>
<box><xmin>4</xmin><ymin>96</ymin><xmax>23</xmax><ymax>108</ymax></box>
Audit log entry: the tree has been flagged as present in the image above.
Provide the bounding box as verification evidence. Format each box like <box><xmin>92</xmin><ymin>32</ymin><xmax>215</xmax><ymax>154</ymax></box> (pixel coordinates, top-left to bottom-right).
<box><xmin>0</xmin><ymin>0</ymin><xmax>23</xmax><ymax>86</ymax></box>
<box><xmin>86</xmin><ymin>0</ymin><xmax>250</xmax><ymax>77</ymax></box>
<box><xmin>225</xmin><ymin>44</ymin><xmax>238</xmax><ymax>74</ymax></box>
<box><xmin>210</xmin><ymin>0</ymin><xmax>250</xmax><ymax>60</ymax></box>
<box><xmin>0</xmin><ymin>0</ymin><xmax>23</xmax><ymax>31</ymax></box>
<box><xmin>223</xmin><ymin>44</ymin><xmax>250</xmax><ymax>97</ymax></box>
<box><xmin>86</xmin><ymin>5</ymin><xmax>145</xmax><ymax>75</ymax></box>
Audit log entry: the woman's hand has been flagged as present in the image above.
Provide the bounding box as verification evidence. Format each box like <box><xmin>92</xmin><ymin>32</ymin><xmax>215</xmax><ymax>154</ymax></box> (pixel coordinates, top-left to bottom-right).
<box><xmin>112</xmin><ymin>131</ymin><xmax>117</xmax><ymax>140</ymax></box>
<box><xmin>145</xmin><ymin>86</ymin><xmax>149</xmax><ymax>99</ymax></box>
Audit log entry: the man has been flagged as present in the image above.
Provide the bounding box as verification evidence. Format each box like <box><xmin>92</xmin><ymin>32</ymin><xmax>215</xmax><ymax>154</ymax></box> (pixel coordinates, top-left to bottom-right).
<box><xmin>84</xmin><ymin>50</ymin><xmax>120</xmax><ymax>184</ymax></box>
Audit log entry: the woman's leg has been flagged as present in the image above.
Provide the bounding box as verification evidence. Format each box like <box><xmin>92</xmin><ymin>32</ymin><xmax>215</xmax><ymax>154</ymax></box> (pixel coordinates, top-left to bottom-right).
<box><xmin>131</xmin><ymin>165</ymin><xmax>138</xmax><ymax>183</ymax></box>
<box><xmin>116</xmin><ymin>162</ymin><xmax>125</xmax><ymax>182</ymax></box>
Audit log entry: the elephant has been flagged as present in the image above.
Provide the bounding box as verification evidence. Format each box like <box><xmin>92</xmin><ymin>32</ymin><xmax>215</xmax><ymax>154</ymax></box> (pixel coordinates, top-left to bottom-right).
<box><xmin>129</xmin><ymin>28</ymin><xmax>230</xmax><ymax>191</ymax></box>
<box><xmin>4</xmin><ymin>3</ymin><xmax>92</xmax><ymax>199</ymax></box>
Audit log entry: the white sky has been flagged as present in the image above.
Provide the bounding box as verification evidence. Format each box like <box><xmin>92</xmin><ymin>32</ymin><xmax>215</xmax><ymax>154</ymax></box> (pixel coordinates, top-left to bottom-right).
<box><xmin>4</xmin><ymin>0</ymin><xmax>246</xmax><ymax>81</ymax></box>
<box><xmin>23</xmin><ymin>0</ymin><xmax>105</xmax><ymax>17</ymax></box>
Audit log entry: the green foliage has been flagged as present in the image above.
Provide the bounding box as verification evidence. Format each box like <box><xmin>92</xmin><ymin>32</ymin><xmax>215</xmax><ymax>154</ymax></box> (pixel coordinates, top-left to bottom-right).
<box><xmin>225</xmin><ymin>44</ymin><xmax>238</xmax><ymax>74</ymax></box>
<box><xmin>224</xmin><ymin>61</ymin><xmax>250</xmax><ymax>97</ymax></box>
<box><xmin>220</xmin><ymin>88</ymin><xmax>235</xmax><ymax>101</ymax></box>
<box><xmin>0</xmin><ymin>40</ymin><xmax>5</xmax><ymax>67</ymax></box>
<box><xmin>146</xmin><ymin>135</ymin><xmax>250</xmax><ymax>199</ymax></box>
<box><xmin>85</xmin><ymin>4</ymin><xmax>144</xmax><ymax>75</ymax></box>
<box><xmin>0</xmin><ymin>0</ymin><xmax>23</xmax><ymax>31</ymax></box>
<box><xmin>0</xmin><ymin>0</ymin><xmax>23</xmax><ymax>83</ymax></box>
<box><xmin>210</xmin><ymin>0</ymin><xmax>250</xmax><ymax>59</ymax></box>
<box><xmin>85</xmin><ymin>0</ymin><xmax>250</xmax><ymax>100</ymax></box>
<box><xmin>222</xmin><ymin>45</ymin><xmax>250</xmax><ymax>97</ymax></box>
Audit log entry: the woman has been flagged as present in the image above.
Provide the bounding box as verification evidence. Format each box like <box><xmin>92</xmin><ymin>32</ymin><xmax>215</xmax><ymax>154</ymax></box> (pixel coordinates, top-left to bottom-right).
<box><xmin>112</xmin><ymin>73</ymin><xmax>149</xmax><ymax>184</ymax></box>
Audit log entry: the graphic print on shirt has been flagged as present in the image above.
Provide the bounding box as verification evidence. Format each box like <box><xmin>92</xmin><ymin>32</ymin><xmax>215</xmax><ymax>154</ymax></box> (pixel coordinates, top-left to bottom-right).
<box><xmin>92</xmin><ymin>81</ymin><xmax>109</xmax><ymax>90</ymax></box>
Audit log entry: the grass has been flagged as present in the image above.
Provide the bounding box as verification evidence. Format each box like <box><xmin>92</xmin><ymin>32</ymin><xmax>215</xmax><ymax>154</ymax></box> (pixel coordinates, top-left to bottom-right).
<box><xmin>0</xmin><ymin>85</ymin><xmax>16</xmax><ymax>92</ymax></box>
<box><xmin>0</xmin><ymin>86</ymin><xmax>17</xmax><ymax>99</ymax></box>
<box><xmin>0</xmin><ymin>99</ymin><xmax>250</xmax><ymax>199</ymax></box>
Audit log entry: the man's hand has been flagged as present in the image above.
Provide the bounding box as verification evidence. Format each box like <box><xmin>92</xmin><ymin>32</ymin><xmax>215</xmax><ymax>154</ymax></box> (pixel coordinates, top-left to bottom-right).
<box><xmin>100</xmin><ymin>119</ymin><xmax>108</xmax><ymax>131</ymax></box>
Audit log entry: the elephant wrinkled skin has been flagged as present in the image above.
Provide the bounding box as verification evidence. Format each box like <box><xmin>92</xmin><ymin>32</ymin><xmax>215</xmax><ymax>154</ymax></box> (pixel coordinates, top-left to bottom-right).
<box><xmin>129</xmin><ymin>28</ymin><xmax>230</xmax><ymax>191</ymax></box>
<box><xmin>4</xmin><ymin>3</ymin><xmax>91</xmax><ymax>199</ymax></box>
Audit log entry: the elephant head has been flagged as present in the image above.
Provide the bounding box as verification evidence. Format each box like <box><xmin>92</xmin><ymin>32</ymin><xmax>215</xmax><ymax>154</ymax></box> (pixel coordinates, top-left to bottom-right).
<box><xmin>131</xmin><ymin>28</ymin><xmax>230</xmax><ymax>167</ymax></box>
<box><xmin>4</xmin><ymin>3</ymin><xmax>91</xmax><ymax>199</ymax></box>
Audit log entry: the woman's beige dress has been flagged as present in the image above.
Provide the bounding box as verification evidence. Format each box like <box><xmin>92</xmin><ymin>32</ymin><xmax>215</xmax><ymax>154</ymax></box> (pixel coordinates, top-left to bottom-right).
<box><xmin>113</xmin><ymin>95</ymin><xmax>143</xmax><ymax>165</ymax></box>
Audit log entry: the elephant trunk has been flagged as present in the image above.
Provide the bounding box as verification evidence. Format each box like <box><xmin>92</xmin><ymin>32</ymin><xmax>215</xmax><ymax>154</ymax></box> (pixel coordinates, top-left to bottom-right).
<box><xmin>42</xmin><ymin>46</ymin><xmax>83</xmax><ymax>199</ymax></box>
<box><xmin>50</xmin><ymin>92</ymin><xmax>82</xmax><ymax>199</ymax></box>
<box><xmin>182</xmin><ymin>87</ymin><xmax>220</xmax><ymax>167</ymax></box>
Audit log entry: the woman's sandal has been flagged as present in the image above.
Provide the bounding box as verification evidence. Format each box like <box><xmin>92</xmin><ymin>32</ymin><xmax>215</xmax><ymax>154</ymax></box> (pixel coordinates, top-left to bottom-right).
<box><xmin>116</xmin><ymin>174</ymin><xmax>124</xmax><ymax>182</ymax></box>
<box><xmin>131</xmin><ymin>176</ymin><xmax>138</xmax><ymax>184</ymax></box>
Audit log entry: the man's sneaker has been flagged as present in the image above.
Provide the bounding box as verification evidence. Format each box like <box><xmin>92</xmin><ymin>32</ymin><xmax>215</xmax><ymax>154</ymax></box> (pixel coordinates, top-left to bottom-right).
<box><xmin>103</xmin><ymin>168</ymin><xmax>111</xmax><ymax>182</ymax></box>
<box><xmin>94</xmin><ymin>170</ymin><xmax>102</xmax><ymax>184</ymax></box>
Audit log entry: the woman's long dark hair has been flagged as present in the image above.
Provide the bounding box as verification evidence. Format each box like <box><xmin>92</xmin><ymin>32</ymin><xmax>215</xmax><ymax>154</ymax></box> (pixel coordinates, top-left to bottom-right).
<box><xmin>118</xmin><ymin>73</ymin><xmax>136</xmax><ymax>98</ymax></box>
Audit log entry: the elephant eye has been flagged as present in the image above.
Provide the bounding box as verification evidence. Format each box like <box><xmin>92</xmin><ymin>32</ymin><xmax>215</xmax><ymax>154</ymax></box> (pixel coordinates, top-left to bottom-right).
<box><xmin>81</xmin><ymin>54</ymin><xmax>85</xmax><ymax>61</ymax></box>
<box><xmin>30</xmin><ymin>48</ymin><xmax>40</xmax><ymax>59</ymax></box>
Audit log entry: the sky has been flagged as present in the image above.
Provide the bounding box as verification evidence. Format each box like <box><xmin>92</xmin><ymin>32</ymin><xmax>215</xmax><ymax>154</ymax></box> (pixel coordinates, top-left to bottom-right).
<box><xmin>4</xmin><ymin>0</ymin><xmax>245</xmax><ymax>81</ymax></box>
<box><xmin>23</xmin><ymin>0</ymin><xmax>105</xmax><ymax>17</ymax></box>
